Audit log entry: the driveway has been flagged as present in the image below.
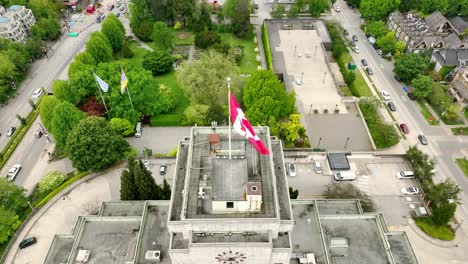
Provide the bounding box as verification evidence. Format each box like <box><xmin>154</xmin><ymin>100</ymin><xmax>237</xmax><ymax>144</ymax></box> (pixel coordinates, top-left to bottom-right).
<box><xmin>126</xmin><ymin>126</ymin><xmax>192</xmax><ymax>155</ymax></box>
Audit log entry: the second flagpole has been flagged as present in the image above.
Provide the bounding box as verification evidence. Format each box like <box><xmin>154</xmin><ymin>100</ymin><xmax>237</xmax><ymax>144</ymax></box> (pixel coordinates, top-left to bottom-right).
<box><xmin>227</xmin><ymin>77</ymin><xmax>231</xmax><ymax>160</ymax></box>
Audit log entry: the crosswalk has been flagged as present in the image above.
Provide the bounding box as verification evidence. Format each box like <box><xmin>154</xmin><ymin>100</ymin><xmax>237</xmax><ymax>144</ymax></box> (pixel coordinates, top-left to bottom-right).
<box><xmin>354</xmin><ymin>175</ymin><xmax>370</xmax><ymax>194</ymax></box>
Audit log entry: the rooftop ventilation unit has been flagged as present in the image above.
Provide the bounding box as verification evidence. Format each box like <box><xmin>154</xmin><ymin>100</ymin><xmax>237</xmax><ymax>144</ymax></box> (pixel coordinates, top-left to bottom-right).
<box><xmin>76</xmin><ymin>250</ymin><xmax>91</xmax><ymax>263</ymax></box>
<box><xmin>145</xmin><ymin>250</ymin><xmax>161</xmax><ymax>262</ymax></box>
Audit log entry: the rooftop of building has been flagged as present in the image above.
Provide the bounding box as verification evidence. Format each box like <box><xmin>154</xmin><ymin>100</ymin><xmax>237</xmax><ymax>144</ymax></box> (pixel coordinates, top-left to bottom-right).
<box><xmin>43</xmin><ymin>201</ymin><xmax>171</xmax><ymax>264</ymax></box>
<box><xmin>7</xmin><ymin>5</ymin><xmax>22</xmax><ymax>11</ymax></box>
<box><xmin>169</xmin><ymin>126</ymin><xmax>293</xmax><ymax>221</ymax></box>
<box><xmin>0</xmin><ymin>16</ymin><xmax>10</xmax><ymax>23</ymax></box>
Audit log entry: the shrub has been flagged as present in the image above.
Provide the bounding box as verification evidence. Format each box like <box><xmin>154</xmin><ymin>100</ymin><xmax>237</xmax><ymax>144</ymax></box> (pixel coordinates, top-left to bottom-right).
<box><xmin>142</xmin><ymin>50</ymin><xmax>174</xmax><ymax>76</ymax></box>
<box><xmin>109</xmin><ymin>118</ymin><xmax>134</xmax><ymax>137</ymax></box>
<box><xmin>344</xmin><ymin>71</ymin><xmax>356</xmax><ymax>86</ymax></box>
<box><xmin>38</xmin><ymin>170</ymin><xmax>66</xmax><ymax>193</ymax></box>
<box><xmin>415</xmin><ymin>217</ymin><xmax>455</xmax><ymax>241</ymax></box>
<box><xmin>323</xmin><ymin>182</ymin><xmax>376</xmax><ymax>212</ymax></box>
<box><xmin>432</xmin><ymin>203</ymin><xmax>457</xmax><ymax>226</ymax></box>
<box><xmin>194</xmin><ymin>31</ymin><xmax>221</xmax><ymax>49</ymax></box>
<box><xmin>133</xmin><ymin>20</ymin><xmax>154</xmax><ymax>42</ymax></box>
<box><xmin>262</xmin><ymin>23</ymin><xmax>273</xmax><ymax>70</ymax></box>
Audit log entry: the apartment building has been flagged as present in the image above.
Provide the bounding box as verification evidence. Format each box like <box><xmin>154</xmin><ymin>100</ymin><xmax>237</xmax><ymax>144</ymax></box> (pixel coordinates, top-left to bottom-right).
<box><xmin>0</xmin><ymin>5</ymin><xmax>36</xmax><ymax>42</ymax></box>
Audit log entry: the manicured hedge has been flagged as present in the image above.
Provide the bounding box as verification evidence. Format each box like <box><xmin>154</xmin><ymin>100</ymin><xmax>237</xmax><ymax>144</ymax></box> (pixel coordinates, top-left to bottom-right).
<box><xmin>35</xmin><ymin>171</ymin><xmax>90</xmax><ymax>208</ymax></box>
<box><xmin>262</xmin><ymin>22</ymin><xmax>273</xmax><ymax>71</ymax></box>
<box><xmin>359</xmin><ymin>100</ymin><xmax>399</xmax><ymax>149</ymax></box>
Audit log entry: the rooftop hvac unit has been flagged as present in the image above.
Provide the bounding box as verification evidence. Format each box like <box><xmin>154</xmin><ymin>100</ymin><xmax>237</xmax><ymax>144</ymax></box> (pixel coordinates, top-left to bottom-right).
<box><xmin>145</xmin><ymin>250</ymin><xmax>161</xmax><ymax>262</ymax></box>
<box><xmin>76</xmin><ymin>250</ymin><xmax>91</xmax><ymax>263</ymax></box>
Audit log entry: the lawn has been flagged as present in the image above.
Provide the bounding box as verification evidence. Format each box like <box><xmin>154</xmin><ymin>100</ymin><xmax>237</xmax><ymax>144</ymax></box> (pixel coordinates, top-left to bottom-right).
<box><xmin>452</xmin><ymin>127</ymin><xmax>468</xmax><ymax>135</ymax></box>
<box><xmin>151</xmin><ymin>71</ymin><xmax>190</xmax><ymax>126</ymax></box>
<box><xmin>456</xmin><ymin>159</ymin><xmax>468</xmax><ymax>177</ymax></box>
<box><xmin>174</xmin><ymin>31</ymin><xmax>194</xmax><ymax>45</ymax></box>
<box><xmin>339</xmin><ymin>85</ymin><xmax>353</xmax><ymax>96</ymax></box>
<box><xmin>338</xmin><ymin>52</ymin><xmax>373</xmax><ymax>97</ymax></box>
<box><xmin>220</xmin><ymin>33</ymin><xmax>260</xmax><ymax>74</ymax></box>
<box><xmin>464</xmin><ymin>108</ymin><xmax>468</xmax><ymax>119</ymax></box>
<box><xmin>426</xmin><ymin>101</ymin><xmax>464</xmax><ymax>125</ymax></box>
<box><xmin>417</xmin><ymin>100</ymin><xmax>439</xmax><ymax>125</ymax></box>
<box><xmin>415</xmin><ymin>217</ymin><xmax>455</xmax><ymax>241</ymax></box>
<box><xmin>358</xmin><ymin>101</ymin><xmax>400</xmax><ymax>149</ymax></box>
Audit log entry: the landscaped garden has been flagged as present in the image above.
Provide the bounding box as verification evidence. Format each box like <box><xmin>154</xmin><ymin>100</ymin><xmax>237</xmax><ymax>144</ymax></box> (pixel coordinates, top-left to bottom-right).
<box><xmin>456</xmin><ymin>158</ymin><xmax>468</xmax><ymax>177</ymax></box>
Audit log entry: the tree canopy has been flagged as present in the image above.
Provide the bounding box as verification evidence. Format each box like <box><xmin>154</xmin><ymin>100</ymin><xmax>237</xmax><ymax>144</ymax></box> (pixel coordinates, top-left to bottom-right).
<box><xmin>412</xmin><ymin>75</ymin><xmax>433</xmax><ymax>98</ymax></box>
<box><xmin>359</xmin><ymin>0</ymin><xmax>400</xmax><ymax>20</ymax></box>
<box><xmin>225</xmin><ymin>0</ymin><xmax>252</xmax><ymax>38</ymax></box>
<box><xmin>243</xmin><ymin>70</ymin><xmax>295</xmax><ymax>125</ymax></box>
<box><xmin>39</xmin><ymin>95</ymin><xmax>61</xmax><ymax>131</ymax></box>
<box><xmin>142</xmin><ymin>50</ymin><xmax>174</xmax><ymax>76</ymax></box>
<box><xmin>102</xmin><ymin>14</ymin><xmax>125</xmax><ymax>53</ymax></box>
<box><xmin>152</xmin><ymin>22</ymin><xmax>174</xmax><ymax>50</ymax></box>
<box><xmin>376</xmin><ymin>32</ymin><xmax>397</xmax><ymax>54</ymax></box>
<box><xmin>394</xmin><ymin>53</ymin><xmax>429</xmax><ymax>82</ymax></box>
<box><xmin>85</xmin><ymin>32</ymin><xmax>113</xmax><ymax>64</ymax></box>
<box><xmin>50</xmin><ymin>101</ymin><xmax>87</xmax><ymax>148</ymax></box>
<box><xmin>66</xmin><ymin>117</ymin><xmax>130</xmax><ymax>171</ymax></box>
<box><xmin>323</xmin><ymin>182</ymin><xmax>376</xmax><ymax>212</ymax></box>
<box><xmin>365</xmin><ymin>20</ymin><xmax>389</xmax><ymax>38</ymax></box>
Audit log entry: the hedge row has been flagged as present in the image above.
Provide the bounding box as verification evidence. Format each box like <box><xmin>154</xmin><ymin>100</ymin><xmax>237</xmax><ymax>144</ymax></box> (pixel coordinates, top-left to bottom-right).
<box><xmin>358</xmin><ymin>100</ymin><xmax>399</xmax><ymax>149</ymax></box>
<box><xmin>0</xmin><ymin>98</ymin><xmax>42</xmax><ymax>171</ymax></box>
<box><xmin>262</xmin><ymin>22</ymin><xmax>273</xmax><ymax>71</ymax></box>
<box><xmin>35</xmin><ymin>170</ymin><xmax>90</xmax><ymax>208</ymax></box>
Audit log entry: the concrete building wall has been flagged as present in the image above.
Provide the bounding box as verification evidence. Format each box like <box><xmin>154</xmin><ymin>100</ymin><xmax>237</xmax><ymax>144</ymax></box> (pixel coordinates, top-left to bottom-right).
<box><xmin>189</xmin><ymin>244</ymin><xmax>273</xmax><ymax>264</ymax></box>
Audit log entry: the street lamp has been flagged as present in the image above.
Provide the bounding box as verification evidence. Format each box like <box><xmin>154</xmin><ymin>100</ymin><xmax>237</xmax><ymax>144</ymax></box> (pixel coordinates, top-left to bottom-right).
<box><xmin>317</xmin><ymin>137</ymin><xmax>322</xmax><ymax>149</ymax></box>
<box><xmin>294</xmin><ymin>45</ymin><xmax>297</xmax><ymax>57</ymax></box>
<box><xmin>322</xmin><ymin>72</ymin><xmax>327</xmax><ymax>84</ymax></box>
<box><xmin>314</xmin><ymin>45</ymin><xmax>318</xmax><ymax>56</ymax></box>
<box><xmin>300</xmin><ymin>72</ymin><xmax>304</xmax><ymax>83</ymax></box>
<box><xmin>309</xmin><ymin>104</ymin><xmax>313</xmax><ymax>113</ymax></box>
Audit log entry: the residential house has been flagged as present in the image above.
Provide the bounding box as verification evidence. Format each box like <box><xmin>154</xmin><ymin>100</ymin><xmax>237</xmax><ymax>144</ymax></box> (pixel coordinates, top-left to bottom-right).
<box><xmin>448</xmin><ymin>67</ymin><xmax>468</xmax><ymax>107</ymax></box>
<box><xmin>431</xmin><ymin>49</ymin><xmax>468</xmax><ymax>72</ymax></box>
<box><xmin>448</xmin><ymin>16</ymin><xmax>468</xmax><ymax>36</ymax></box>
<box><xmin>387</xmin><ymin>11</ymin><xmax>466</xmax><ymax>51</ymax></box>
<box><xmin>0</xmin><ymin>5</ymin><xmax>35</xmax><ymax>42</ymax></box>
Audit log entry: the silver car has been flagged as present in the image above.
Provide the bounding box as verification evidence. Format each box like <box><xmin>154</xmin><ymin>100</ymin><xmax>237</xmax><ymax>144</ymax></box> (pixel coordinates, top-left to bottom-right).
<box><xmin>288</xmin><ymin>163</ymin><xmax>296</xmax><ymax>177</ymax></box>
<box><xmin>6</xmin><ymin>164</ymin><xmax>21</xmax><ymax>181</ymax></box>
<box><xmin>313</xmin><ymin>161</ymin><xmax>322</xmax><ymax>174</ymax></box>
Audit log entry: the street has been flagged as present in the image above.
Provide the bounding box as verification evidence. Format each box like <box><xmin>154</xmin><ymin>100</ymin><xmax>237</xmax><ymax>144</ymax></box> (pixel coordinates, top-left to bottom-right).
<box><xmin>332</xmin><ymin>0</ymin><xmax>468</xmax><ymax>222</ymax></box>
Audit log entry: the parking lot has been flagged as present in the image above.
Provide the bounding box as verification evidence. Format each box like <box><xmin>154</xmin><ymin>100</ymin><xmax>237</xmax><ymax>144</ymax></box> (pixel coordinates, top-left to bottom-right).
<box><xmin>285</xmin><ymin>155</ymin><xmax>425</xmax><ymax>226</ymax></box>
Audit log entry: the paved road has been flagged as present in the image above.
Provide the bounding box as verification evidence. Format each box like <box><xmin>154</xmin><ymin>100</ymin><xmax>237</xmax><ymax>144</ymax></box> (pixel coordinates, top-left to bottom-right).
<box><xmin>332</xmin><ymin>0</ymin><xmax>468</xmax><ymax>222</ymax></box>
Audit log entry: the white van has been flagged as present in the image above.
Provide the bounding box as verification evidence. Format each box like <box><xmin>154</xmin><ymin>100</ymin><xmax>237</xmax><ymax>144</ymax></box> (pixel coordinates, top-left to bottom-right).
<box><xmin>334</xmin><ymin>171</ymin><xmax>356</xmax><ymax>181</ymax></box>
<box><xmin>396</xmin><ymin>171</ymin><xmax>414</xmax><ymax>179</ymax></box>
<box><xmin>135</xmin><ymin>122</ymin><xmax>142</xmax><ymax>138</ymax></box>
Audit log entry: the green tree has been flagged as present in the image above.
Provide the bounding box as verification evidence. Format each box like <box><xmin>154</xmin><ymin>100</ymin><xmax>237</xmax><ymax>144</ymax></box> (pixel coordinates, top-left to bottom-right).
<box><xmin>161</xmin><ymin>178</ymin><xmax>172</xmax><ymax>200</ymax></box>
<box><xmin>270</xmin><ymin>4</ymin><xmax>286</xmax><ymax>18</ymax></box>
<box><xmin>376</xmin><ymin>31</ymin><xmax>397</xmax><ymax>54</ymax></box>
<box><xmin>142</xmin><ymin>50</ymin><xmax>174</xmax><ymax>76</ymax></box>
<box><xmin>31</xmin><ymin>17</ymin><xmax>61</xmax><ymax>41</ymax></box>
<box><xmin>359</xmin><ymin>0</ymin><xmax>400</xmax><ymax>20</ymax></box>
<box><xmin>184</xmin><ymin>104</ymin><xmax>210</xmax><ymax>125</ymax></box>
<box><xmin>0</xmin><ymin>178</ymin><xmax>28</xmax><ymax>213</ymax></box>
<box><xmin>133</xmin><ymin>20</ymin><xmax>154</xmax><ymax>41</ymax></box>
<box><xmin>68</xmin><ymin>61</ymin><xmax>96</xmax><ymax>100</ymax></box>
<box><xmin>134</xmin><ymin>160</ymin><xmax>162</xmax><ymax>200</ymax></box>
<box><xmin>289</xmin><ymin>187</ymin><xmax>299</xmax><ymax>199</ymax></box>
<box><xmin>309</xmin><ymin>0</ymin><xmax>329</xmax><ymax>17</ymax></box>
<box><xmin>420</xmin><ymin>0</ymin><xmax>448</xmax><ymax>15</ymax></box>
<box><xmin>443</xmin><ymin>103</ymin><xmax>461</xmax><ymax>122</ymax></box>
<box><xmin>323</xmin><ymin>182</ymin><xmax>376</xmax><ymax>212</ymax></box>
<box><xmin>66</xmin><ymin>117</ymin><xmax>130</xmax><ymax>171</ymax></box>
<box><xmin>16</xmin><ymin>114</ymin><xmax>26</xmax><ymax>126</ymax></box>
<box><xmin>50</xmin><ymin>101</ymin><xmax>87</xmax><ymax>148</ymax></box>
<box><xmin>52</xmin><ymin>80</ymin><xmax>80</xmax><ymax>105</ymax></box>
<box><xmin>428</xmin><ymin>83</ymin><xmax>451</xmax><ymax>110</ymax></box>
<box><xmin>102</xmin><ymin>14</ymin><xmax>125</xmax><ymax>52</ymax></box>
<box><xmin>38</xmin><ymin>170</ymin><xmax>66</xmax><ymax>193</ymax></box>
<box><xmin>0</xmin><ymin>53</ymin><xmax>18</xmax><ymax>86</ymax></box>
<box><xmin>85</xmin><ymin>32</ymin><xmax>113</xmax><ymax>64</ymax></box>
<box><xmin>194</xmin><ymin>31</ymin><xmax>221</xmax><ymax>49</ymax></box>
<box><xmin>446</xmin><ymin>0</ymin><xmax>468</xmax><ymax>16</ymax></box>
<box><xmin>279</xmin><ymin>114</ymin><xmax>307</xmax><ymax>145</ymax></box>
<box><xmin>229</xmin><ymin>0</ymin><xmax>252</xmax><ymax>38</ymax></box>
<box><xmin>394</xmin><ymin>41</ymin><xmax>406</xmax><ymax>59</ymax></box>
<box><xmin>427</xmin><ymin>180</ymin><xmax>461</xmax><ymax>208</ymax></box>
<box><xmin>365</xmin><ymin>20</ymin><xmax>389</xmax><ymax>38</ymax></box>
<box><xmin>152</xmin><ymin>22</ymin><xmax>174</xmax><ymax>50</ymax></box>
<box><xmin>0</xmin><ymin>208</ymin><xmax>21</xmax><ymax>244</ymax></box>
<box><xmin>120</xmin><ymin>158</ymin><xmax>138</xmax><ymax>200</ymax></box>
<box><xmin>189</xmin><ymin>3</ymin><xmax>212</xmax><ymax>32</ymax></box>
<box><xmin>39</xmin><ymin>95</ymin><xmax>61</xmax><ymax>130</ymax></box>
<box><xmin>394</xmin><ymin>53</ymin><xmax>429</xmax><ymax>82</ymax></box>
<box><xmin>243</xmin><ymin>70</ymin><xmax>295</xmax><ymax>125</ymax></box>
<box><xmin>178</xmin><ymin>50</ymin><xmax>240</xmax><ymax>122</ymax></box>
<box><xmin>432</xmin><ymin>202</ymin><xmax>456</xmax><ymax>226</ymax></box>
<box><xmin>173</xmin><ymin>0</ymin><xmax>195</xmax><ymax>27</ymax></box>
<box><xmin>109</xmin><ymin>118</ymin><xmax>134</xmax><ymax>136</ymax></box>
<box><xmin>412</xmin><ymin>75</ymin><xmax>433</xmax><ymax>99</ymax></box>
<box><xmin>74</xmin><ymin>52</ymin><xmax>96</xmax><ymax>65</ymax></box>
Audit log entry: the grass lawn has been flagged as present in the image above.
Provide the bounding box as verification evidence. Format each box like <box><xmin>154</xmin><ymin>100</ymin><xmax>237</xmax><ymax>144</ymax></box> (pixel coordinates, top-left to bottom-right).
<box><xmin>452</xmin><ymin>127</ymin><xmax>468</xmax><ymax>135</ymax></box>
<box><xmin>174</xmin><ymin>31</ymin><xmax>194</xmax><ymax>45</ymax></box>
<box><xmin>415</xmin><ymin>217</ymin><xmax>455</xmax><ymax>241</ymax></box>
<box><xmin>464</xmin><ymin>108</ymin><xmax>468</xmax><ymax>119</ymax></box>
<box><xmin>456</xmin><ymin>158</ymin><xmax>468</xmax><ymax>177</ymax></box>
<box><xmin>427</xmin><ymin>102</ymin><xmax>464</xmax><ymax>125</ymax></box>
<box><xmin>417</xmin><ymin>100</ymin><xmax>439</xmax><ymax>125</ymax></box>
<box><xmin>151</xmin><ymin>71</ymin><xmax>190</xmax><ymax>126</ymax></box>
<box><xmin>359</xmin><ymin>101</ymin><xmax>400</xmax><ymax>149</ymax></box>
<box><xmin>338</xmin><ymin>52</ymin><xmax>373</xmax><ymax>97</ymax></box>
<box><xmin>220</xmin><ymin>33</ymin><xmax>260</xmax><ymax>74</ymax></box>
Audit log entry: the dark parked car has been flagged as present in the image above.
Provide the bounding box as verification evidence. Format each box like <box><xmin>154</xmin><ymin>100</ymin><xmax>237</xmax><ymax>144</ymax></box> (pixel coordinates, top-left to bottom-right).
<box><xmin>108</xmin><ymin>4</ymin><xmax>114</xmax><ymax>11</ymax></box>
<box><xmin>387</xmin><ymin>102</ymin><xmax>396</xmax><ymax>111</ymax></box>
<box><xmin>418</xmin><ymin>134</ymin><xmax>428</xmax><ymax>145</ymax></box>
<box><xmin>394</xmin><ymin>75</ymin><xmax>401</xmax><ymax>82</ymax></box>
<box><xmin>407</xmin><ymin>92</ymin><xmax>416</xmax><ymax>100</ymax></box>
<box><xmin>366</xmin><ymin>67</ymin><xmax>373</xmax><ymax>75</ymax></box>
<box><xmin>343</xmin><ymin>29</ymin><xmax>349</xmax><ymax>35</ymax></box>
<box><xmin>361</xmin><ymin>59</ymin><xmax>368</xmax><ymax>66</ymax></box>
<box><xmin>19</xmin><ymin>237</ymin><xmax>37</xmax><ymax>249</ymax></box>
<box><xmin>352</xmin><ymin>35</ymin><xmax>358</xmax><ymax>41</ymax></box>
<box><xmin>400</xmin><ymin>123</ymin><xmax>409</xmax><ymax>134</ymax></box>
<box><xmin>365</xmin><ymin>33</ymin><xmax>370</xmax><ymax>38</ymax></box>
<box><xmin>6</xmin><ymin>126</ymin><xmax>16</xmax><ymax>137</ymax></box>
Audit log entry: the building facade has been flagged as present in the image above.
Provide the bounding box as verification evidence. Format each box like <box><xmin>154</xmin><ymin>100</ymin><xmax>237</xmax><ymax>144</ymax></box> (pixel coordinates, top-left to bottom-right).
<box><xmin>0</xmin><ymin>5</ymin><xmax>35</xmax><ymax>42</ymax></box>
<box><xmin>448</xmin><ymin>67</ymin><xmax>468</xmax><ymax>107</ymax></box>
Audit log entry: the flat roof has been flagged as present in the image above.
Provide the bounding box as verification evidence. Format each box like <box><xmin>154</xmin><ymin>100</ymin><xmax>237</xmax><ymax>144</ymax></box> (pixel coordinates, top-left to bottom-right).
<box><xmin>174</xmin><ymin>126</ymin><xmax>279</xmax><ymax>219</ymax></box>
<box><xmin>99</xmin><ymin>201</ymin><xmax>145</xmax><ymax>216</ymax></box>
<box><xmin>0</xmin><ymin>16</ymin><xmax>10</xmax><ymax>23</ymax></box>
<box><xmin>211</xmin><ymin>158</ymin><xmax>248</xmax><ymax>201</ymax></box>
<box><xmin>43</xmin><ymin>235</ymin><xmax>74</xmax><ymax>264</ymax></box>
<box><xmin>327</xmin><ymin>153</ymin><xmax>350</xmax><ymax>170</ymax></box>
<box><xmin>191</xmin><ymin>231</ymin><xmax>270</xmax><ymax>243</ymax></box>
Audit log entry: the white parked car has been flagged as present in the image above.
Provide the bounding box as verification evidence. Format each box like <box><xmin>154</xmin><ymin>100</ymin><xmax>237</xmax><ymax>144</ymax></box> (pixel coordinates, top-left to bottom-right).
<box><xmin>335</xmin><ymin>6</ymin><xmax>341</xmax><ymax>12</ymax></box>
<box><xmin>6</xmin><ymin>164</ymin><xmax>21</xmax><ymax>181</ymax></box>
<box><xmin>380</xmin><ymin>90</ymin><xmax>391</xmax><ymax>101</ymax></box>
<box><xmin>396</xmin><ymin>171</ymin><xmax>415</xmax><ymax>179</ymax></box>
<box><xmin>313</xmin><ymin>161</ymin><xmax>322</xmax><ymax>174</ymax></box>
<box><xmin>288</xmin><ymin>163</ymin><xmax>296</xmax><ymax>177</ymax></box>
<box><xmin>401</xmin><ymin>187</ymin><xmax>419</xmax><ymax>195</ymax></box>
<box><xmin>142</xmin><ymin>160</ymin><xmax>149</xmax><ymax>170</ymax></box>
<box><xmin>353</xmin><ymin>46</ymin><xmax>360</xmax><ymax>53</ymax></box>
<box><xmin>32</xmin><ymin>88</ymin><xmax>43</xmax><ymax>99</ymax></box>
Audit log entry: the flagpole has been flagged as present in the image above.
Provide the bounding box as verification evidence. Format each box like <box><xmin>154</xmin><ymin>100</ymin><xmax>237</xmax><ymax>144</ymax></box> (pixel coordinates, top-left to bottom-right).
<box><xmin>227</xmin><ymin>77</ymin><xmax>231</xmax><ymax>160</ymax></box>
<box><xmin>92</xmin><ymin>70</ymin><xmax>109</xmax><ymax>114</ymax></box>
<box><xmin>126</xmin><ymin>84</ymin><xmax>135</xmax><ymax>112</ymax></box>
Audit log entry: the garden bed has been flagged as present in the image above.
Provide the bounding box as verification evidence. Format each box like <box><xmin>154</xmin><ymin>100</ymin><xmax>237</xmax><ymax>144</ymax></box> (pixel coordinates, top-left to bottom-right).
<box><xmin>415</xmin><ymin>217</ymin><xmax>455</xmax><ymax>241</ymax></box>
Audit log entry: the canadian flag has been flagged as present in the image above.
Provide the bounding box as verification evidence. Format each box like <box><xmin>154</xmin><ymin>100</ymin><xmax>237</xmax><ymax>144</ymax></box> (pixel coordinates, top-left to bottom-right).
<box><xmin>229</xmin><ymin>92</ymin><xmax>270</xmax><ymax>155</ymax></box>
